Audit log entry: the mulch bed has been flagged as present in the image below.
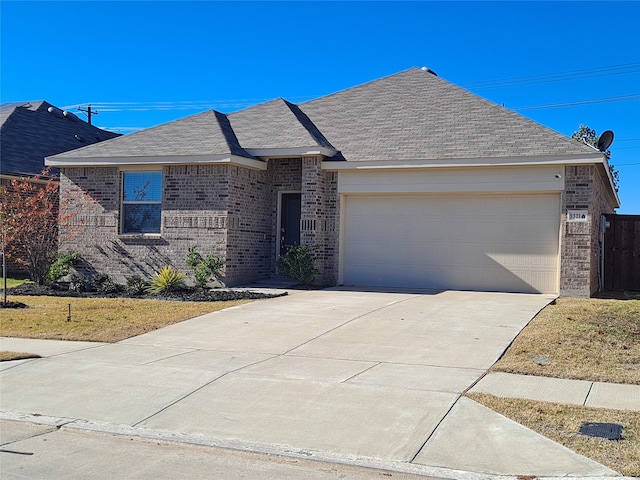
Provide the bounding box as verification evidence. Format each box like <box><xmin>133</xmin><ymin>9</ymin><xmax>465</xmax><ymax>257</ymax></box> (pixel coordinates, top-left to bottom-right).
<box><xmin>5</xmin><ymin>282</ymin><xmax>288</xmax><ymax>303</ymax></box>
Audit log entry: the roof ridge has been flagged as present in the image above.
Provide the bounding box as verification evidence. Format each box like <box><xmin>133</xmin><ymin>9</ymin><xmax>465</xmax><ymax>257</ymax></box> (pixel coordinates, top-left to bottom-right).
<box><xmin>300</xmin><ymin>67</ymin><xmax>422</xmax><ymax>106</ymax></box>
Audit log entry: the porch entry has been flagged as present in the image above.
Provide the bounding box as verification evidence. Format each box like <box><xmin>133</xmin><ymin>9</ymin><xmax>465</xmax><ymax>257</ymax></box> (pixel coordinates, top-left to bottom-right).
<box><xmin>279</xmin><ymin>192</ymin><xmax>301</xmax><ymax>255</ymax></box>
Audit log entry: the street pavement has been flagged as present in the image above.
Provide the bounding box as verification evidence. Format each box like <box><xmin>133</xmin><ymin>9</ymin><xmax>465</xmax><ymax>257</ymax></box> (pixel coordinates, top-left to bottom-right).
<box><xmin>0</xmin><ymin>287</ymin><xmax>633</xmax><ymax>479</ymax></box>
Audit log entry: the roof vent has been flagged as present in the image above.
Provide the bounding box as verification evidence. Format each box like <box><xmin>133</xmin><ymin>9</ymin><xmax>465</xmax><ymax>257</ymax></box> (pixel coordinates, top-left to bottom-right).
<box><xmin>420</xmin><ymin>66</ymin><xmax>438</xmax><ymax>76</ymax></box>
<box><xmin>63</xmin><ymin>110</ymin><xmax>79</xmax><ymax>122</ymax></box>
<box><xmin>47</xmin><ymin>106</ymin><xmax>64</xmax><ymax>118</ymax></box>
<box><xmin>74</xmin><ymin>134</ymin><xmax>85</xmax><ymax>142</ymax></box>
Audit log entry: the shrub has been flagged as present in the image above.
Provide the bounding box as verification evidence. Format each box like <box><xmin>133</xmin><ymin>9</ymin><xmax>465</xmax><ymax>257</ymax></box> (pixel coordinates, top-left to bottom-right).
<box><xmin>126</xmin><ymin>275</ymin><xmax>148</xmax><ymax>296</ymax></box>
<box><xmin>1</xmin><ymin>301</ymin><xmax>28</xmax><ymax>308</ymax></box>
<box><xmin>92</xmin><ymin>273</ymin><xmax>124</xmax><ymax>293</ymax></box>
<box><xmin>146</xmin><ymin>266</ymin><xmax>186</xmax><ymax>294</ymax></box>
<box><xmin>276</xmin><ymin>244</ymin><xmax>318</xmax><ymax>286</ymax></box>
<box><xmin>68</xmin><ymin>272</ymin><xmax>87</xmax><ymax>292</ymax></box>
<box><xmin>48</xmin><ymin>252</ymin><xmax>80</xmax><ymax>281</ymax></box>
<box><xmin>185</xmin><ymin>246</ymin><xmax>224</xmax><ymax>288</ymax></box>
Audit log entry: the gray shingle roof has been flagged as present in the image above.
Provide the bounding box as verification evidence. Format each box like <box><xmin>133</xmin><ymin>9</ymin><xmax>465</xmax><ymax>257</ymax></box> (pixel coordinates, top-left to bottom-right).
<box><xmin>0</xmin><ymin>101</ymin><xmax>120</xmax><ymax>175</ymax></box>
<box><xmin>52</xmin><ymin>109</ymin><xmax>255</xmax><ymax>160</ymax></box>
<box><xmin>228</xmin><ymin>98</ymin><xmax>335</xmax><ymax>150</ymax></box>
<box><xmin>47</xmin><ymin>68</ymin><xmax>599</xmax><ymax>164</ymax></box>
<box><xmin>299</xmin><ymin>68</ymin><xmax>598</xmax><ymax>161</ymax></box>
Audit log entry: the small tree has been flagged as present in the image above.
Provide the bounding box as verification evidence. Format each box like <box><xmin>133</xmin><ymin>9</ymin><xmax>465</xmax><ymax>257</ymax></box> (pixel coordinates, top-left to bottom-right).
<box><xmin>0</xmin><ymin>168</ymin><xmax>82</xmax><ymax>284</ymax></box>
<box><xmin>572</xmin><ymin>124</ymin><xmax>619</xmax><ymax>192</ymax></box>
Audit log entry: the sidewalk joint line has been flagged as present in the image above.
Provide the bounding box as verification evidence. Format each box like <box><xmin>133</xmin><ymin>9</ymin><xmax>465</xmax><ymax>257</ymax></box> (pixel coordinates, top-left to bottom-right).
<box><xmin>130</xmin><ymin>355</ymin><xmax>278</xmax><ymax>427</ymax></box>
<box><xmin>141</xmin><ymin>348</ymin><xmax>201</xmax><ymax>365</ymax></box>
<box><xmin>280</xmin><ymin>295</ymin><xmax>421</xmax><ymax>356</ymax></box>
<box><xmin>408</xmin><ymin>394</ymin><xmax>461</xmax><ymax>464</ymax></box>
<box><xmin>584</xmin><ymin>381</ymin><xmax>595</xmax><ymax>406</ymax></box>
<box><xmin>341</xmin><ymin>362</ymin><xmax>381</xmax><ymax>384</ymax></box>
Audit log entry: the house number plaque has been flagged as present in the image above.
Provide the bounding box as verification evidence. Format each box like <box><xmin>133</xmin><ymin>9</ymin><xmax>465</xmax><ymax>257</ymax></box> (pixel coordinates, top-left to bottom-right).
<box><xmin>567</xmin><ymin>210</ymin><xmax>589</xmax><ymax>222</ymax></box>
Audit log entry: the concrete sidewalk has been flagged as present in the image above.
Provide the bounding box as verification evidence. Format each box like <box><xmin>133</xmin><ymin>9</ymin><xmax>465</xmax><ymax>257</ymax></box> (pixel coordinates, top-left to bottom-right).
<box><xmin>0</xmin><ymin>289</ymin><xmax>633</xmax><ymax>478</ymax></box>
<box><xmin>470</xmin><ymin>372</ymin><xmax>640</xmax><ymax>411</ymax></box>
<box><xmin>3</xmin><ymin>338</ymin><xmax>637</xmax><ymax>411</ymax></box>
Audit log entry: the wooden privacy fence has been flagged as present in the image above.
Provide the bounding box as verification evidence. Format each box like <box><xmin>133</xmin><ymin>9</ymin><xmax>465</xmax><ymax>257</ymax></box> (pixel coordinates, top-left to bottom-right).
<box><xmin>603</xmin><ymin>214</ymin><xmax>640</xmax><ymax>292</ymax></box>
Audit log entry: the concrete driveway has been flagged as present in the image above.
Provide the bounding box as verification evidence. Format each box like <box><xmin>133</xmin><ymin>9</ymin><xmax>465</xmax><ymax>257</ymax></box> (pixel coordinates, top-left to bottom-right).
<box><xmin>0</xmin><ymin>288</ymin><xmax>616</xmax><ymax>477</ymax></box>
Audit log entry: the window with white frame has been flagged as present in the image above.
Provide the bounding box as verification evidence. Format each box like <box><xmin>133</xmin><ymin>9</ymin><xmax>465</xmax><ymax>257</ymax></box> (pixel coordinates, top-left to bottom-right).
<box><xmin>121</xmin><ymin>171</ymin><xmax>162</xmax><ymax>234</ymax></box>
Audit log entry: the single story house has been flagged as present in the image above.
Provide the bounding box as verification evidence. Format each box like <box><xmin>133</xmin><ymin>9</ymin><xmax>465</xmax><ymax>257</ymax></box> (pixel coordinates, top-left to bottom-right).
<box><xmin>46</xmin><ymin>68</ymin><xmax>619</xmax><ymax>296</ymax></box>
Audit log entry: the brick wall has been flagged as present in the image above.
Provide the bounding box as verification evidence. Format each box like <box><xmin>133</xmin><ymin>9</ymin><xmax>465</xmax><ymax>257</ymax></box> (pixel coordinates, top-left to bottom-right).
<box><xmin>560</xmin><ymin>165</ymin><xmax>616</xmax><ymax>296</ymax></box>
<box><xmin>60</xmin><ymin>165</ymin><xmax>233</xmax><ymax>284</ymax></box>
<box><xmin>59</xmin><ymin>157</ymin><xmax>343</xmax><ymax>287</ymax></box>
<box><xmin>225</xmin><ymin>165</ymin><xmax>273</xmax><ymax>285</ymax></box>
<box><xmin>300</xmin><ymin>157</ymin><xmax>339</xmax><ymax>285</ymax></box>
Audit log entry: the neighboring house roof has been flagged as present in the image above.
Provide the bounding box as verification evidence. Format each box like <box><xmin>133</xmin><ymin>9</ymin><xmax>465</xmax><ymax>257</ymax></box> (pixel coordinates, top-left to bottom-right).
<box><xmin>0</xmin><ymin>101</ymin><xmax>120</xmax><ymax>176</ymax></box>
<box><xmin>46</xmin><ymin>68</ymin><xmax>602</xmax><ymax>164</ymax></box>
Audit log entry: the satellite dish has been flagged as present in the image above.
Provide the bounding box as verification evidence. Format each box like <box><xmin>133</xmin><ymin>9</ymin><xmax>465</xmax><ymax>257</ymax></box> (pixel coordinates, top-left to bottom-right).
<box><xmin>597</xmin><ymin>130</ymin><xmax>614</xmax><ymax>152</ymax></box>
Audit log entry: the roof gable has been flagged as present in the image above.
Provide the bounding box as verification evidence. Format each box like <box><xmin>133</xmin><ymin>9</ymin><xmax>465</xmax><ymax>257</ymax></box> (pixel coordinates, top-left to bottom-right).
<box><xmin>228</xmin><ymin>98</ymin><xmax>335</xmax><ymax>151</ymax></box>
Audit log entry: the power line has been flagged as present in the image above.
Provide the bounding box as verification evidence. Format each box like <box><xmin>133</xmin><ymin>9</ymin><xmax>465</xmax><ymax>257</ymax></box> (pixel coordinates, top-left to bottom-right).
<box><xmin>512</xmin><ymin>94</ymin><xmax>640</xmax><ymax>111</ymax></box>
<box><xmin>461</xmin><ymin>62</ymin><xmax>640</xmax><ymax>89</ymax></box>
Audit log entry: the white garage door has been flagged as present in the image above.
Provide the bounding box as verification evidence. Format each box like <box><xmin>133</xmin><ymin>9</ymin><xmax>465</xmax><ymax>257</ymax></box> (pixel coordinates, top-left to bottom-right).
<box><xmin>343</xmin><ymin>194</ymin><xmax>560</xmax><ymax>294</ymax></box>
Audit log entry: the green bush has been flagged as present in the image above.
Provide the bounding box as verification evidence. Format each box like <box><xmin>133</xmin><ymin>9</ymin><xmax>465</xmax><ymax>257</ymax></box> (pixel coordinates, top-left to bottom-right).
<box><xmin>185</xmin><ymin>246</ymin><xmax>224</xmax><ymax>288</ymax></box>
<box><xmin>126</xmin><ymin>276</ymin><xmax>148</xmax><ymax>296</ymax></box>
<box><xmin>92</xmin><ymin>273</ymin><xmax>124</xmax><ymax>293</ymax></box>
<box><xmin>146</xmin><ymin>266</ymin><xmax>186</xmax><ymax>294</ymax></box>
<box><xmin>48</xmin><ymin>252</ymin><xmax>80</xmax><ymax>281</ymax></box>
<box><xmin>276</xmin><ymin>244</ymin><xmax>319</xmax><ymax>286</ymax></box>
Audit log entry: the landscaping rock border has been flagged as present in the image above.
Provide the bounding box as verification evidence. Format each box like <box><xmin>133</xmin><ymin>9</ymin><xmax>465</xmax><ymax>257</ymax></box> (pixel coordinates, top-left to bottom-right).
<box><xmin>6</xmin><ymin>282</ymin><xmax>288</xmax><ymax>302</ymax></box>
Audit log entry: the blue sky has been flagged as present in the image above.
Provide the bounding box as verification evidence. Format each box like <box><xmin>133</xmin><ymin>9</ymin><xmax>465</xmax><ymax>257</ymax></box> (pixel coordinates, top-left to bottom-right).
<box><xmin>2</xmin><ymin>1</ymin><xmax>639</xmax><ymax>213</ymax></box>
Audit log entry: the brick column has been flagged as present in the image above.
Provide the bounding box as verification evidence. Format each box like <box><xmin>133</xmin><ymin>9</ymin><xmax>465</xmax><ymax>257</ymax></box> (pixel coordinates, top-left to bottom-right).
<box><xmin>301</xmin><ymin>157</ymin><xmax>339</xmax><ymax>285</ymax></box>
<box><xmin>560</xmin><ymin>165</ymin><xmax>612</xmax><ymax>296</ymax></box>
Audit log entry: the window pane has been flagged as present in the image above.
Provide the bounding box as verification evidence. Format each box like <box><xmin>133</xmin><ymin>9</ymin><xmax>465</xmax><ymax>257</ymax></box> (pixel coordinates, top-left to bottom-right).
<box><xmin>122</xmin><ymin>204</ymin><xmax>161</xmax><ymax>233</ymax></box>
<box><xmin>123</xmin><ymin>172</ymin><xmax>162</xmax><ymax>202</ymax></box>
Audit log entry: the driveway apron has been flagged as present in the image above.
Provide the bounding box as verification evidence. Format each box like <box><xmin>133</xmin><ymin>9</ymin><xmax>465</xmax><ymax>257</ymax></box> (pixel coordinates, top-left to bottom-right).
<box><xmin>0</xmin><ymin>289</ymin><xmax>614</xmax><ymax>475</ymax></box>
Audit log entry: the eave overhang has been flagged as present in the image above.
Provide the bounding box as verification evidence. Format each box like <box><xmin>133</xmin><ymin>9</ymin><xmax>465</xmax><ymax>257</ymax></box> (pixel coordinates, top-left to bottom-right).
<box><xmin>247</xmin><ymin>146</ymin><xmax>337</xmax><ymax>159</ymax></box>
<box><xmin>45</xmin><ymin>154</ymin><xmax>267</xmax><ymax>170</ymax></box>
<box><xmin>321</xmin><ymin>153</ymin><xmax>607</xmax><ymax>171</ymax></box>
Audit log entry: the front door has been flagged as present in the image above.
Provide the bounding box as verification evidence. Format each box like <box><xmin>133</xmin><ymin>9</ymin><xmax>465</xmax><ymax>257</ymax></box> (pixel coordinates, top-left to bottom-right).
<box><xmin>280</xmin><ymin>193</ymin><xmax>301</xmax><ymax>255</ymax></box>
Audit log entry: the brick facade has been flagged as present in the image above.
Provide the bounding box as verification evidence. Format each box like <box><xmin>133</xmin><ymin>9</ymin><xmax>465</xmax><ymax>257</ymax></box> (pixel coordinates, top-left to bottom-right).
<box><xmin>300</xmin><ymin>157</ymin><xmax>339</xmax><ymax>285</ymax></box>
<box><xmin>59</xmin><ymin>159</ymin><xmax>614</xmax><ymax>294</ymax></box>
<box><xmin>560</xmin><ymin>165</ymin><xmax>616</xmax><ymax>296</ymax></box>
<box><xmin>58</xmin><ymin>157</ymin><xmax>340</xmax><ymax>287</ymax></box>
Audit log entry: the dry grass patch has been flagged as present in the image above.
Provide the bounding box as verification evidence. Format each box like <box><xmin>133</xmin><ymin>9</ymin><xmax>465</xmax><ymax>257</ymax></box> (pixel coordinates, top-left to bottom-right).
<box><xmin>0</xmin><ymin>351</ymin><xmax>41</xmax><ymax>361</ymax></box>
<box><xmin>0</xmin><ymin>295</ymin><xmax>249</xmax><ymax>343</ymax></box>
<box><xmin>493</xmin><ymin>297</ymin><xmax>640</xmax><ymax>384</ymax></box>
<box><xmin>468</xmin><ymin>393</ymin><xmax>640</xmax><ymax>476</ymax></box>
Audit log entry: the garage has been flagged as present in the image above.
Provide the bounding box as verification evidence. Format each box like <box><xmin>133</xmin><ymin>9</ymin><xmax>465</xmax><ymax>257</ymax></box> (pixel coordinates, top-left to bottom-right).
<box><xmin>342</xmin><ymin>193</ymin><xmax>561</xmax><ymax>294</ymax></box>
